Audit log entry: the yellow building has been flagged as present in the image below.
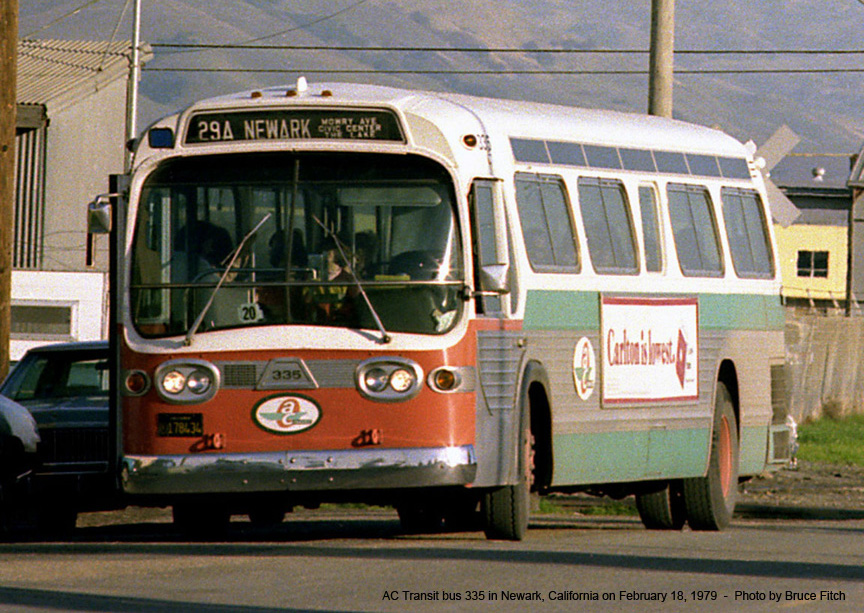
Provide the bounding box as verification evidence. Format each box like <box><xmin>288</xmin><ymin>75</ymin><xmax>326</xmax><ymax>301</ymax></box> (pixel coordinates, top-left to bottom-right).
<box><xmin>769</xmin><ymin>155</ymin><xmax>853</xmax><ymax>309</ymax></box>
<box><xmin>774</xmin><ymin>222</ymin><xmax>847</xmax><ymax>305</ymax></box>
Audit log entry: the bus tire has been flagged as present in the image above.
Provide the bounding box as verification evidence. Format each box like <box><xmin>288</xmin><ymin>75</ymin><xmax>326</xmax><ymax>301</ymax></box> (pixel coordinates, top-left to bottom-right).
<box><xmin>482</xmin><ymin>412</ymin><xmax>531</xmax><ymax>541</ymax></box>
<box><xmin>683</xmin><ymin>382</ymin><xmax>739</xmax><ymax>531</ymax></box>
<box><xmin>248</xmin><ymin>507</ymin><xmax>285</xmax><ymax>527</ymax></box>
<box><xmin>635</xmin><ymin>482</ymin><xmax>686</xmax><ymax>530</ymax></box>
<box><xmin>397</xmin><ymin>497</ymin><xmax>444</xmax><ymax>534</ymax></box>
<box><xmin>173</xmin><ymin>502</ymin><xmax>231</xmax><ymax>536</ymax></box>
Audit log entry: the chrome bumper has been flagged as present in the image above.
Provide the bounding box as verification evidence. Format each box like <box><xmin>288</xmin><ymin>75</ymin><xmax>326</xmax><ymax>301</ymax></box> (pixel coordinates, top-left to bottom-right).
<box><xmin>122</xmin><ymin>445</ymin><xmax>476</xmax><ymax>495</ymax></box>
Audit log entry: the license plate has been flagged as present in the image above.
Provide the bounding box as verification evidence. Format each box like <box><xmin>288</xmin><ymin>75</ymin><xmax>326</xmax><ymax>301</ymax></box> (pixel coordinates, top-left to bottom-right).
<box><xmin>157</xmin><ymin>413</ymin><xmax>204</xmax><ymax>437</ymax></box>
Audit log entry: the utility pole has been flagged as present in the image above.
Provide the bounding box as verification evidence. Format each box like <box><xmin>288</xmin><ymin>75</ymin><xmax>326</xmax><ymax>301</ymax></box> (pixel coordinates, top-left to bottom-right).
<box><xmin>648</xmin><ymin>0</ymin><xmax>674</xmax><ymax>117</ymax></box>
<box><xmin>124</xmin><ymin>0</ymin><xmax>142</xmax><ymax>172</ymax></box>
<box><xmin>0</xmin><ymin>0</ymin><xmax>17</xmax><ymax>380</ymax></box>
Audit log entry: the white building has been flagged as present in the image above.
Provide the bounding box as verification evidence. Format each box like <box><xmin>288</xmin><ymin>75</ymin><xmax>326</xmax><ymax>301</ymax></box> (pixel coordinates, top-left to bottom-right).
<box><xmin>14</xmin><ymin>40</ymin><xmax>151</xmax><ymax>360</ymax></box>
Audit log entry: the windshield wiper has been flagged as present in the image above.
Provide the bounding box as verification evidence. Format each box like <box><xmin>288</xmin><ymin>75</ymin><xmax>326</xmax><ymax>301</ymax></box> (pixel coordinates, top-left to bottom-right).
<box><xmin>184</xmin><ymin>213</ymin><xmax>272</xmax><ymax>346</ymax></box>
<box><xmin>312</xmin><ymin>215</ymin><xmax>391</xmax><ymax>344</ymax></box>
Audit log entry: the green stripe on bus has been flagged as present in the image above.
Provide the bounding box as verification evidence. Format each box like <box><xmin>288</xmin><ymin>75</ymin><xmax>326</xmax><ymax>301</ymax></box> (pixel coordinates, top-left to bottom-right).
<box><xmin>523</xmin><ymin>290</ymin><xmax>599</xmax><ymax>330</ymax></box>
<box><xmin>551</xmin><ymin>428</ymin><xmax>710</xmax><ymax>484</ymax></box>
<box><xmin>524</xmin><ymin>290</ymin><xmax>784</xmax><ymax>331</ymax></box>
<box><xmin>739</xmin><ymin>425</ymin><xmax>770</xmax><ymax>475</ymax></box>
<box><xmin>698</xmin><ymin>293</ymin><xmax>785</xmax><ymax>331</ymax></box>
<box><xmin>551</xmin><ymin>425</ymin><xmax>769</xmax><ymax>485</ymax></box>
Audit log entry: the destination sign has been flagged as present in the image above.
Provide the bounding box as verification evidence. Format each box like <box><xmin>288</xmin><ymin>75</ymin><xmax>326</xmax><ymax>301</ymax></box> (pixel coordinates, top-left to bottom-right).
<box><xmin>184</xmin><ymin>109</ymin><xmax>405</xmax><ymax>144</ymax></box>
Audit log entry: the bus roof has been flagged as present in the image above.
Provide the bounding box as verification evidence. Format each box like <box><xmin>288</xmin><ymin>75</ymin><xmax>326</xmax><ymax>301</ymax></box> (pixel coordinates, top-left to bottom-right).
<box><xmin>177</xmin><ymin>80</ymin><xmax>750</xmax><ymax>159</ymax></box>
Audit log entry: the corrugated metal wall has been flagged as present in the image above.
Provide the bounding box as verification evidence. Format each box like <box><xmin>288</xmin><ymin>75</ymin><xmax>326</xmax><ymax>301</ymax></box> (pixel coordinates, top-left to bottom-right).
<box><xmin>786</xmin><ymin>310</ymin><xmax>864</xmax><ymax>421</ymax></box>
<box><xmin>14</xmin><ymin>127</ymin><xmax>46</xmax><ymax>269</ymax></box>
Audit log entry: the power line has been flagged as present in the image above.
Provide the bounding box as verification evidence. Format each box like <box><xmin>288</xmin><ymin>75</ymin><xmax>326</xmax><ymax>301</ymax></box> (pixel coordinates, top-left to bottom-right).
<box><xmin>150</xmin><ymin>43</ymin><xmax>864</xmax><ymax>55</ymax></box>
<box><xmin>157</xmin><ymin>0</ymin><xmax>376</xmax><ymax>56</ymax></box>
<box><xmin>230</xmin><ymin>0</ymin><xmax>373</xmax><ymax>46</ymax></box>
<box><xmin>142</xmin><ymin>67</ymin><xmax>864</xmax><ymax>75</ymax></box>
<box><xmin>22</xmin><ymin>0</ymin><xmax>110</xmax><ymax>38</ymax></box>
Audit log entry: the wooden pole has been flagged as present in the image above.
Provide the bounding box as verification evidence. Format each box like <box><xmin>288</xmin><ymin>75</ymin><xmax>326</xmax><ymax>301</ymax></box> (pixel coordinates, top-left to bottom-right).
<box><xmin>0</xmin><ymin>0</ymin><xmax>17</xmax><ymax>380</ymax></box>
<box><xmin>648</xmin><ymin>0</ymin><xmax>674</xmax><ymax>117</ymax></box>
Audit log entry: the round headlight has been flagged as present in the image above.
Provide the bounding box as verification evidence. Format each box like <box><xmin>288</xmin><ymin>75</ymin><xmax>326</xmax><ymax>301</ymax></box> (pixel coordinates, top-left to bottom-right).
<box><xmin>389</xmin><ymin>368</ymin><xmax>415</xmax><ymax>393</ymax></box>
<box><xmin>364</xmin><ymin>367</ymin><xmax>389</xmax><ymax>393</ymax></box>
<box><xmin>161</xmin><ymin>370</ymin><xmax>186</xmax><ymax>395</ymax></box>
<box><xmin>186</xmin><ymin>370</ymin><xmax>212</xmax><ymax>395</ymax></box>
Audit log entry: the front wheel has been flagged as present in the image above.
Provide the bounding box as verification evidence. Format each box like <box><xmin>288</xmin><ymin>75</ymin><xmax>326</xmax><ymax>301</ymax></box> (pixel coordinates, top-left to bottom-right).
<box><xmin>173</xmin><ymin>502</ymin><xmax>231</xmax><ymax>537</ymax></box>
<box><xmin>482</xmin><ymin>418</ymin><xmax>531</xmax><ymax>541</ymax></box>
<box><xmin>683</xmin><ymin>382</ymin><xmax>739</xmax><ymax>530</ymax></box>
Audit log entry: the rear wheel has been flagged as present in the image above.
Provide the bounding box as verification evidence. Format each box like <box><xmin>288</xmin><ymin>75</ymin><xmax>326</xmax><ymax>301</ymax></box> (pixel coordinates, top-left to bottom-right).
<box><xmin>683</xmin><ymin>382</ymin><xmax>739</xmax><ymax>530</ymax></box>
<box><xmin>173</xmin><ymin>502</ymin><xmax>231</xmax><ymax>536</ymax></box>
<box><xmin>248</xmin><ymin>507</ymin><xmax>285</xmax><ymax>528</ymax></box>
<box><xmin>482</xmin><ymin>416</ymin><xmax>531</xmax><ymax>541</ymax></box>
<box><xmin>636</xmin><ymin>481</ymin><xmax>686</xmax><ymax>530</ymax></box>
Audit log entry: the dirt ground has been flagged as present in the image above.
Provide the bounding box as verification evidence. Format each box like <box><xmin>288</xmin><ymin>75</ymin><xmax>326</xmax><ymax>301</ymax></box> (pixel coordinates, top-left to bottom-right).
<box><xmin>735</xmin><ymin>460</ymin><xmax>864</xmax><ymax>519</ymax></box>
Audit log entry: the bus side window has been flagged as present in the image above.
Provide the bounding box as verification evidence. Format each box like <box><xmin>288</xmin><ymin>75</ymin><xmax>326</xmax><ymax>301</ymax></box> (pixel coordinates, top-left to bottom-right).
<box><xmin>514</xmin><ymin>173</ymin><xmax>579</xmax><ymax>272</ymax></box>
<box><xmin>667</xmin><ymin>183</ymin><xmax>724</xmax><ymax>277</ymax></box>
<box><xmin>577</xmin><ymin>177</ymin><xmax>638</xmax><ymax>274</ymax></box>
<box><xmin>720</xmin><ymin>187</ymin><xmax>775</xmax><ymax>278</ymax></box>
<box><xmin>638</xmin><ymin>184</ymin><xmax>664</xmax><ymax>273</ymax></box>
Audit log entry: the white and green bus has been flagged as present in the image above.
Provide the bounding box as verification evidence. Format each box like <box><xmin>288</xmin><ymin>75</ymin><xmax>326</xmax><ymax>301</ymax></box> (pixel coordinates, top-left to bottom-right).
<box><xmin>94</xmin><ymin>80</ymin><xmax>792</xmax><ymax>539</ymax></box>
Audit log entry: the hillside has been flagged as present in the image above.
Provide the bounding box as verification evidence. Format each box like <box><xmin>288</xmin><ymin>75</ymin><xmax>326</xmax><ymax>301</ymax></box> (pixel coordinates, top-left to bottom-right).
<box><xmin>18</xmin><ymin>0</ymin><xmax>864</xmax><ymax>153</ymax></box>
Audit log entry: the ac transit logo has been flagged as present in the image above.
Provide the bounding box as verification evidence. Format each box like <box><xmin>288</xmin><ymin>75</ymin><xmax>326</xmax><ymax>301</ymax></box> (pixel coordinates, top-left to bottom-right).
<box><xmin>253</xmin><ymin>394</ymin><xmax>321</xmax><ymax>434</ymax></box>
<box><xmin>572</xmin><ymin>337</ymin><xmax>596</xmax><ymax>401</ymax></box>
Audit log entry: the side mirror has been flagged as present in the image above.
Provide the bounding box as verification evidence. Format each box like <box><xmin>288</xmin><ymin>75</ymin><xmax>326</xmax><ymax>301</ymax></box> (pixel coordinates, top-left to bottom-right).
<box><xmin>87</xmin><ymin>195</ymin><xmax>114</xmax><ymax>234</ymax></box>
<box><xmin>478</xmin><ymin>263</ymin><xmax>510</xmax><ymax>294</ymax></box>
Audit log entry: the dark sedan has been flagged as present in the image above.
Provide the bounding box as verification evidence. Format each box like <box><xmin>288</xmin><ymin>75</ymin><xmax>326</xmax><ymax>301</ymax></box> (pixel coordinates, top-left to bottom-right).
<box><xmin>0</xmin><ymin>341</ymin><xmax>115</xmax><ymax>531</ymax></box>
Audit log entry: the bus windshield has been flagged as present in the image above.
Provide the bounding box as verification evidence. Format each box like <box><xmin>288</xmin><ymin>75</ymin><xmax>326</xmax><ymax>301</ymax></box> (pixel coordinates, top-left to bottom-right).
<box><xmin>131</xmin><ymin>152</ymin><xmax>464</xmax><ymax>337</ymax></box>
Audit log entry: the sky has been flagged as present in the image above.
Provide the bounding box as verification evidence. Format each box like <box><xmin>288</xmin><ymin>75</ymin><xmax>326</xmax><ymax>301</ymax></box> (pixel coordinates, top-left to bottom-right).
<box><xmin>17</xmin><ymin>0</ymin><xmax>864</xmax><ymax>154</ymax></box>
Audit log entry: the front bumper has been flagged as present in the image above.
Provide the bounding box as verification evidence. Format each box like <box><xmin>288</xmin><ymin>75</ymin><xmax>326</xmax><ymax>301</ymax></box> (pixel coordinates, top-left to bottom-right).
<box><xmin>122</xmin><ymin>445</ymin><xmax>476</xmax><ymax>495</ymax></box>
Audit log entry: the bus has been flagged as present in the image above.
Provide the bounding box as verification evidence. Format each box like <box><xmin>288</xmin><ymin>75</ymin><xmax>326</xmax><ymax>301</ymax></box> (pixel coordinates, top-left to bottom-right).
<box><xmin>89</xmin><ymin>79</ymin><xmax>792</xmax><ymax>539</ymax></box>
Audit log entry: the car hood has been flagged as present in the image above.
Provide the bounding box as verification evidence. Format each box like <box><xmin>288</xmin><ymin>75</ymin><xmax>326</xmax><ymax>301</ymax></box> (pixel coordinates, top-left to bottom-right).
<box><xmin>18</xmin><ymin>397</ymin><xmax>108</xmax><ymax>429</ymax></box>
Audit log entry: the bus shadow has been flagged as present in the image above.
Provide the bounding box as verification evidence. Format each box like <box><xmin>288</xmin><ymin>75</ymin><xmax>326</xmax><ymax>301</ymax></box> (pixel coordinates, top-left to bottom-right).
<box><xmin>0</xmin><ymin>585</ymin><xmax>335</xmax><ymax>613</ymax></box>
<box><xmin>1</xmin><ymin>513</ymin><xmax>862</xmax><ymax>584</ymax></box>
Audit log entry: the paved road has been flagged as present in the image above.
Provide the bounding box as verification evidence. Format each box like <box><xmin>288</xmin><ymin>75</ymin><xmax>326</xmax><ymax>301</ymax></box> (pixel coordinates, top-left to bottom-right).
<box><xmin>0</xmin><ymin>508</ymin><xmax>861</xmax><ymax>612</ymax></box>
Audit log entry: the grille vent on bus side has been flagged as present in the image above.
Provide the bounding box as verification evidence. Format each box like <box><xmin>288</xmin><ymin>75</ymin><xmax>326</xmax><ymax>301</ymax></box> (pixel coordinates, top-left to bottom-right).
<box><xmin>222</xmin><ymin>362</ymin><xmax>259</xmax><ymax>387</ymax></box>
<box><xmin>477</xmin><ymin>331</ymin><xmax>524</xmax><ymax>412</ymax></box>
<box><xmin>219</xmin><ymin>360</ymin><xmax>359</xmax><ymax>389</ymax></box>
<box><xmin>770</xmin><ymin>364</ymin><xmax>790</xmax><ymax>425</ymax></box>
<box><xmin>772</xmin><ymin>429</ymin><xmax>791</xmax><ymax>460</ymax></box>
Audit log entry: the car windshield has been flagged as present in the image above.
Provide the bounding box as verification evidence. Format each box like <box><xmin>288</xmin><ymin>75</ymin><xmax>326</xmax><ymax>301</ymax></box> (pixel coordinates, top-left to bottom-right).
<box><xmin>2</xmin><ymin>352</ymin><xmax>109</xmax><ymax>401</ymax></box>
<box><xmin>131</xmin><ymin>152</ymin><xmax>464</xmax><ymax>337</ymax></box>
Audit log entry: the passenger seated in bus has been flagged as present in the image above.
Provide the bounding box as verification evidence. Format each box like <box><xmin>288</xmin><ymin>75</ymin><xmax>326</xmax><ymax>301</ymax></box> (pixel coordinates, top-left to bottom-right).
<box><xmin>256</xmin><ymin>229</ymin><xmax>308</xmax><ymax>323</ymax></box>
<box><xmin>304</xmin><ymin>236</ymin><xmax>357</xmax><ymax>324</ymax></box>
<box><xmin>352</xmin><ymin>230</ymin><xmax>378</xmax><ymax>279</ymax></box>
<box><xmin>173</xmin><ymin>221</ymin><xmax>251</xmax><ymax>329</ymax></box>
<box><xmin>173</xmin><ymin>221</ymin><xmax>234</xmax><ymax>282</ymax></box>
